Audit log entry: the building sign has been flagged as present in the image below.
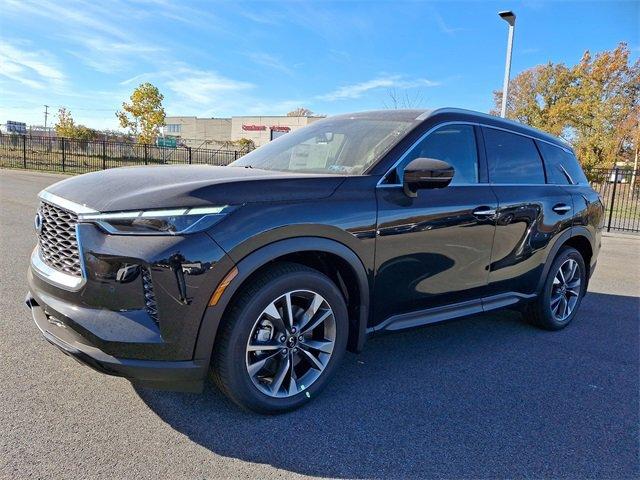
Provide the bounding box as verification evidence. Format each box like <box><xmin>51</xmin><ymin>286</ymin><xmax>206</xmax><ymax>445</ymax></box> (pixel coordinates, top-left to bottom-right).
<box><xmin>242</xmin><ymin>124</ymin><xmax>292</xmax><ymax>133</ymax></box>
<box><xmin>242</xmin><ymin>124</ymin><xmax>266</xmax><ymax>131</ymax></box>
<box><xmin>6</xmin><ymin>121</ymin><xmax>27</xmax><ymax>134</ymax></box>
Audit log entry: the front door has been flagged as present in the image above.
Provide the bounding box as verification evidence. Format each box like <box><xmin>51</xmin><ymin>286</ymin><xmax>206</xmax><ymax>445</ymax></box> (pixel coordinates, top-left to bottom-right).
<box><xmin>373</xmin><ymin>124</ymin><xmax>498</xmax><ymax>327</ymax></box>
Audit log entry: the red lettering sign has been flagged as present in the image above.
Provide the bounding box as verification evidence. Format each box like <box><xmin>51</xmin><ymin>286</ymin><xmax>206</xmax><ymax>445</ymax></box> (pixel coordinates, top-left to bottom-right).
<box><xmin>270</xmin><ymin>126</ymin><xmax>291</xmax><ymax>132</ymax></box>
<box><xmin>242</xmin><ymin>124</ymin><xmax>266</xmax><ymax>131</ymax></box>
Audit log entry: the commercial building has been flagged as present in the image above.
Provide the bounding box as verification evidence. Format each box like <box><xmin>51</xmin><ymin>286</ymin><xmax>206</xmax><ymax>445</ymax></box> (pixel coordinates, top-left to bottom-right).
<box><xmin>163</xmin><ymin>115</ymin><xmax>323</xmax><ymax>148</ymax></box>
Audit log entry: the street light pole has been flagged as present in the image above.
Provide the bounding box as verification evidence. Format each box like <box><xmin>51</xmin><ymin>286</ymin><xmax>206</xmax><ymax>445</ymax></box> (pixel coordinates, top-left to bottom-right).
<box><xmin>499</xmin><ymin>10</ymin><xmax>516</xmax><ymax>118</ymax></box>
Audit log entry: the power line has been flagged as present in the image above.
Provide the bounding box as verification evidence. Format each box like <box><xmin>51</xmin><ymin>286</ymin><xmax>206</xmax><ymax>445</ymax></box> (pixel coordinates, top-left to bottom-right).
<box><xmin>1</xmin><ymin>104</ymin><xmax>116</xmax><ymax>113</ymax></box>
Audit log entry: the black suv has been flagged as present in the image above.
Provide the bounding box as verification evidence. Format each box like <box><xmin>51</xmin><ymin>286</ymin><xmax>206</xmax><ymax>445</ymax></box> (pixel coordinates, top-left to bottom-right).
<box><xmin>26</xmin><ymin>109</ymin><xmax>603</xmax><ymax>413</ymax></box>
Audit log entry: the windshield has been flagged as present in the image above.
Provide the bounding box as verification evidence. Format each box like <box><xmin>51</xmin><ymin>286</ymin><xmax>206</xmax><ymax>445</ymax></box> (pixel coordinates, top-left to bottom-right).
<box><xmin>230</xmin><ymin>115</ymin><xmax>418</xmax><ymax>175</ymax></box>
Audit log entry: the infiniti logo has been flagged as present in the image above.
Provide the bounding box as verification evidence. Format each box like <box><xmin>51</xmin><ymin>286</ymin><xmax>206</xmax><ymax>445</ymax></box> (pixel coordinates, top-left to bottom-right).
<box><xmin>34</xmin><ymin>211</ymin><xmax>44</xmax><ymax>235</ymax></box>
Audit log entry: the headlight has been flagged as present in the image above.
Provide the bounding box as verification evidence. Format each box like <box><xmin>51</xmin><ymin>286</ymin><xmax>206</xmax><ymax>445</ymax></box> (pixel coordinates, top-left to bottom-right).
<box><xmin>78</xmin><ymin>206</ymin><xmax>231</xmax><ymax>235</ymax></box>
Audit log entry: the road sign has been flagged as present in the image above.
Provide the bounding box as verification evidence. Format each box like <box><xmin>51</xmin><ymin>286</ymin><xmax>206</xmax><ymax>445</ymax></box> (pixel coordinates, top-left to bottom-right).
<box><xmin>156</xmin><ymin>137</ymin><xmax>177</xmax><ymax>148</ymax></box>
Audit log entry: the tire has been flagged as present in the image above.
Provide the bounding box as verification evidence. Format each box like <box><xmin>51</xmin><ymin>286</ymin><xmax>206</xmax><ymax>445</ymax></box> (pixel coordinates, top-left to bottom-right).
<box><xmin>526</xmin><ymin>246</ymin><xmax>587</xmax><ymax>330</ymax></box>
<box><xmin>211</xmin><ymin>262</ymin><xmax>348</xmax><ymax>414</ymax></box>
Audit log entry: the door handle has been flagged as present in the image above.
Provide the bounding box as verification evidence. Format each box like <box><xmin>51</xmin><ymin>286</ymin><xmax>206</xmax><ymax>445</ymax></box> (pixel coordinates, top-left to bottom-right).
<box><xmin>473</xmin><ymin>206</ymin><xmax>496</xmax><ymax>218</ymax></box>
<box><xmin>552</xmin><ymin>203</ymin><xmax>571</xmax><ymax>214</ymax></box>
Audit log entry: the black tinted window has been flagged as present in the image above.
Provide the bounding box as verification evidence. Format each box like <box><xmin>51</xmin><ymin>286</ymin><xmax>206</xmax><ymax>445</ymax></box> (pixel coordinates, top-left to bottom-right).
<box><xmin>402</xmin><ymin>124</ymin><xmax>478</xmax><ymax>184</ymax></box>
<box><xmin>537</xmin><ymin>141</ymin><xmax>589</xmax><ymax>185</ymax></box>
<box><xmin>483</xmin><ymin>127</ymin><xmax>545</xmax><ymax>184</ymax></box>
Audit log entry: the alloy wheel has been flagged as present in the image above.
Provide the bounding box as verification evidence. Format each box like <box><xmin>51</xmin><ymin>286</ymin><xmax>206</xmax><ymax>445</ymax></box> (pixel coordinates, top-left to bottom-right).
<box><xmin>550</xmin><ymin>258</ymin><xmax>581</xmax><ymax>322</ymax></box>
<box><xmin>245</xmin><ymin>290</ymin><xmax>336</xmax><ymax>398</ymax></box>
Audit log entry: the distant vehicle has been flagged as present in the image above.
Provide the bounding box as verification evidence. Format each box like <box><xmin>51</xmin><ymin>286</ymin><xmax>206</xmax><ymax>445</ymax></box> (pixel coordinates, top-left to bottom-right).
<box><xmin>608</xmin><ymin>169</ymin><xmax>627</xmax><ymax>183</ymax></box>
<box><xmin>26</xmin><ymin>108</ymin><xmax>604</xmax><ymax>413</ymax></box>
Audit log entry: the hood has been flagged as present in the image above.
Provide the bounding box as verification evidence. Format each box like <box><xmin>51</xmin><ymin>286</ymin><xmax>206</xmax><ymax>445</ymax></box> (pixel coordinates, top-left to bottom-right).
<box><xmin>44</xmin><ymin>165</ymin><xmax>345</xmax><ymax>212</ymax></box>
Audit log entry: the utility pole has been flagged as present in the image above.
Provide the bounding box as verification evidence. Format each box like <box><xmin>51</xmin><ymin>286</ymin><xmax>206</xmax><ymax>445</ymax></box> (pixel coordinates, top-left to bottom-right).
<box><xmin>498</xmin><ymin>11</ymin><xmax>516</xmax><ymax>118</ymax></box>
<box><xmin>43</xmin><ymin>105</ymin><xmax>50</xmax><ymax>129</ymax></box>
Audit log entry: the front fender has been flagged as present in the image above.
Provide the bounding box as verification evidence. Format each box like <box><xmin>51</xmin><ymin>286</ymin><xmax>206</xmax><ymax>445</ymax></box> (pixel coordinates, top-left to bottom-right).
<box><xmin>193</xmin><ymin>237</ymin><xmax>371</xmax><ymax>366</ymax></box>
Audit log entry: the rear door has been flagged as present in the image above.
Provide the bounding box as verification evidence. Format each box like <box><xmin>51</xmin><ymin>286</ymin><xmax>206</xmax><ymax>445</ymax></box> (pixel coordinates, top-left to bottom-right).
<box><xmin>482</xmin><ymin>127</ymin><xmax>574</xmax><ymax>302</ymax></box>
<box><xmin>536</xmin><ymin>140</ymin><xmax>604</xmax><ymax>271</ymax></box>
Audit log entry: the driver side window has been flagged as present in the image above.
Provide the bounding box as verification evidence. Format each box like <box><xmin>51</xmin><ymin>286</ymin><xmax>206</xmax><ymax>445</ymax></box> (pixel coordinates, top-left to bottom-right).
<box><xmin>400</xmin><ymin>124</ymin><xmax>479</xmax><ymax>185</ymax></box>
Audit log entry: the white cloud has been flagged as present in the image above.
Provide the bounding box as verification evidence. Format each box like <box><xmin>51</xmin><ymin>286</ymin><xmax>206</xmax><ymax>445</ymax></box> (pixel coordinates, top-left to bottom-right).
<box><xmin>163</xmin><ymin>66</ymin><xmax>254</xmax><ymax>104</ymax></box>
<box><xmin>66</xmin><ymin>35</ymin><xmax>164</xmax><ymax>73</ymax></box>
<box><xmin>246</xmin><ymin>53</ymin><xmax>293</xmax><ymax>75</ymax></box>
<box><xmin>0</xmin><ymin>41</ymin><xmax>65</xmax><ymax>90</ymax></box>
<box><xmin>5</xmin><ymin>0</ymin><xmax>132</xmax><ymax>41</ymax></box>
<box><xmin>319</xmin><ymin>75</ymin><xmax>440</xmax><ymax>101</ymax></box>
<box><xmin>5</xmin><ymin>1</ymin><xmax>163</xmax><ymax>75</ymax></box>
<box><xmin>119</xmin><ymin>73</ymin><xmax>153</xmax><ymax>86</ymax></box>
<box><xmin>434</xmin><ymin>12</ymin><xmax>465</xmax><ymax>36</ymax></box>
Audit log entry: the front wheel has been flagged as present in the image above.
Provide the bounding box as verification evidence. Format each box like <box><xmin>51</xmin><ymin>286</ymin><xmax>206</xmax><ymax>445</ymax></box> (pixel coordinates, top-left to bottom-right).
<box><xmin>526</xmin><ymin>246</ymin><xmax>587</xmax><ymax>330</ymax></box>
<box><xmin>212</xmin><ymin>263</ymin><xmax>348</xmax><ymax>413</ymax></box>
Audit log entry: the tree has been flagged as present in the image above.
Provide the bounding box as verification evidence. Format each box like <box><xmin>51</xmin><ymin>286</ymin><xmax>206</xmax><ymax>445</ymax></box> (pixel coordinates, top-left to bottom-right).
<box><xmin>234</xmin><ymin>137</ymin><xmax>255</xmax><ymax>152</ymax></box>
<box><xmin>287</xmin><ymin>107</ymin><xmax>314</xmax><ymax>117</ymax></box>
<box><xmin>54</xmin><ymin>107</ymin><xmax>98</xmax><ymax>141</ymax></box>
<box><xmin>384</xmin><ymin>88</ymin><xmax>425</xmax><ymax>109</ymax></box>
<box><xmin>74</xmin><ymin>125</ymin><xmax>97</xmax><ymax>141</ymax></box>
<box><xmin>568</xmin><ymin>44</ymin><xmax>640</xmax><ymax>173</ymax></box>
<box><xmin>54</xmin><ymin>107</ymin><xmax>76</xmax><ymax>138</ymax></box>
<box><xmin>116</xmin><ymin>82</ymin><xmax>166</xmax><ymax>144</ymax></box>
<box><xmin>491</xmin><ymin>63</ymin><xmax>574</xmax><ymax>137</ymax></box>
<box><xmin>492</xmin><ymin>43</ymin><xmax>640</xmax><ymax>175</ymax></box>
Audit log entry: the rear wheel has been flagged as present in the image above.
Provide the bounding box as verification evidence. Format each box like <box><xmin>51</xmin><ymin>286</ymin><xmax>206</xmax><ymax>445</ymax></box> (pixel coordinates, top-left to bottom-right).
<box><xmin>212</xmin><ymin>263</ymin><xmax>348</xmax><ymax>413</ymax></box>
<box><xmin>526</xmin><ymin>246</ymin><xmax>586</xmax><ymax>330</ymax></box>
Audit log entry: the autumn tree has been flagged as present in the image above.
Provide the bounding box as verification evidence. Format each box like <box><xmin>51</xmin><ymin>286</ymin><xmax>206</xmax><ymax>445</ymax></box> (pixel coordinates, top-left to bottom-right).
<box><xmin>116</xmin><ymin>82</ymin><xmax>166</xmax><ymax>144</ymax></box>
<box><xmin>74</xmin><ymin>125</ymin><xmax>98</xmax><ymax>141</ymax></box>
<box><xmin>492</xmin><ymin>43</ymin><xmax>640</xmax><ymax>175</ymax></box>
<box><xmin>568</xmin><ymin>44</ymin><xmax>640</xmax><ymax>173</ymax></box>
<box><xmin>234</xmin><ymin>137</ymin><xmax>255</xmax><ymax>152</ymax></box>
<box><xmin>491</xmin><ymin>63</ymin><xmax>574</xmax><ymax>137</ymax></box>
<box><xmin>54</xmin><ymin>107</ymin><xmax>97</xmax><ymax>140</ymax></box>
<box><xmin>54</xmin><ymin>107</ymin><xmax>76</xmax><ymax>138</ymax></box>
<box><xmin>287</xmin><ymin>107</ymin><xmax>314</xmax><ymax>117</ymax></box>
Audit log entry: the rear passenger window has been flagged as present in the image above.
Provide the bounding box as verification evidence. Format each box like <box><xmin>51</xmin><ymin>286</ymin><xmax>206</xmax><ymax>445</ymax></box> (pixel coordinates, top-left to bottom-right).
<box><xmin>483</xmin><ymin>127</ymin><xmax>545</xmax><ymax>184</ymax></box>
<box><xmin>537</xmin><ymin>141</ymin><xmax>589</xmax><ymax>185</ymax></box>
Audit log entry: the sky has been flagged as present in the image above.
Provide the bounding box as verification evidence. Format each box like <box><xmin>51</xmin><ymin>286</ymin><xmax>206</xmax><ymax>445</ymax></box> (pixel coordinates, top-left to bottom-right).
<box><xmin>0</xmin><ymin>0</ymin><xmax>638</xmax><ymax>131</ymax></box>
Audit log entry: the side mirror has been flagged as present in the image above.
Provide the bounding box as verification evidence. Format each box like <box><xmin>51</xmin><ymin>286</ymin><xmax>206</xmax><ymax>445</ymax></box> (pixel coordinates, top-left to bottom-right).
<box><xmin>402</xmin><ymin>158</ymin><xmax>454</xmax><ymax>197</ymax></box>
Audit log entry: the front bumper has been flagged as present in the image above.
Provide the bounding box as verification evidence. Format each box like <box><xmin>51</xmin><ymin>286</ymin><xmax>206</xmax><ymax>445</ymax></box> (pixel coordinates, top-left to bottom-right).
<box><xmin>26</xmin><ymin>293</ymin><xmax>207</xmax><ymax>392</ymax></box>
<box><xmin>26</xmin><ymin>219</ymin><xmax>236</xmax><ymax>392</ymax></box>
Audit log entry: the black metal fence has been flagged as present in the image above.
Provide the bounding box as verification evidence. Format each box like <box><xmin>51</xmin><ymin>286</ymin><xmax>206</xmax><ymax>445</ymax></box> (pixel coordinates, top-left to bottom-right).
<box><xmin>589</xmin><ymin>167</ymin><xmax>640</xmax><ymax>233</ymax></box>
<box><xmin>0</xmin><ymin>134</ymin><xmax>246</xmax><ymax>174</ymax></box>
<box><xmin>1</xmin><ymin>135</ymin><xmax>638</xmax><ymax>233</ymax></box>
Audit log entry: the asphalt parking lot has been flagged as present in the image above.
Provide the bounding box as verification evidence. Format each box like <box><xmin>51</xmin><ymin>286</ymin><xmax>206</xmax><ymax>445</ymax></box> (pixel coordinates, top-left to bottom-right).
<box><xmin>0</xmin><ymin>168</ymin><xmax>638</xmax><ymax>479</ymax></box>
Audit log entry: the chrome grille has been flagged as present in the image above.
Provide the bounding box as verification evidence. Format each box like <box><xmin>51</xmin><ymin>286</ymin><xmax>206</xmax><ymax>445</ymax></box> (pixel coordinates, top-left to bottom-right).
<box><xmin>37</xmin><ymin>201</ymin><xmax>82</xmax><ymax>277</ymax></box>
<box><xmin>142</xmin><ymin>267</ymin><xmax>159</xmax><ymax>324</ymax></box>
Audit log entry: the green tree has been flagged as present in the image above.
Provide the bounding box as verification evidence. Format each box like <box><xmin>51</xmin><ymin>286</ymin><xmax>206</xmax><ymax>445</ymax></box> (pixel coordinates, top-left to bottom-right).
<box><xmin>116</xmin><ymin>82</ymin><xmax>166</xmax><ymax>144</ymax></box>
<box><xmin>492</xmin><ymin>43</ymin><xmax>639</xmax><ymax>175</ymax></box>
